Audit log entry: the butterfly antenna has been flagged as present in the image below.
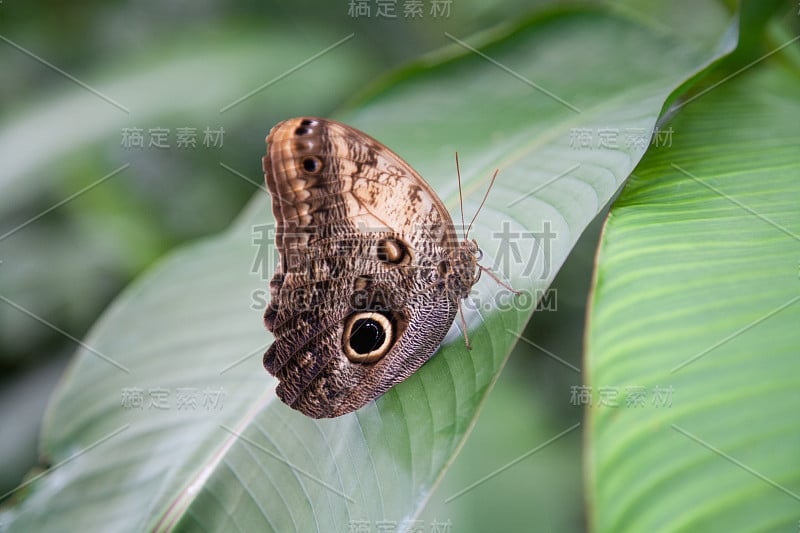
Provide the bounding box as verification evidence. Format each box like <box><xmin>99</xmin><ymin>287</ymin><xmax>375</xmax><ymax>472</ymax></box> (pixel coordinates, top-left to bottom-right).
<box><xmin>465</xmin><ymin>168</ymin><xmax>499</xmax><ymax>240</ymax></box>
<box><xmin>456</xmin><ymin>152</ymin><xmax>466</xmax><ymax>241</ymax></box>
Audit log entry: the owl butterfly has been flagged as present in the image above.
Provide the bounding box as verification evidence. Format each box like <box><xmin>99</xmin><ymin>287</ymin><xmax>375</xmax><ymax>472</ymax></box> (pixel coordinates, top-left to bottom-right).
<box><xmin>262</xmin><ymin>117</ymin><xmax>509</xmax><ymax>418</ymax></box>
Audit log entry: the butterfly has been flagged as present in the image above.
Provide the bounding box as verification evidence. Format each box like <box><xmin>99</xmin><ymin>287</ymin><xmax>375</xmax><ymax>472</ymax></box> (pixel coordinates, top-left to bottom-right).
<box><xmin>262</xmin><ymin>117</ymin><xmax>504</xmax><ymax>418</ymax></box>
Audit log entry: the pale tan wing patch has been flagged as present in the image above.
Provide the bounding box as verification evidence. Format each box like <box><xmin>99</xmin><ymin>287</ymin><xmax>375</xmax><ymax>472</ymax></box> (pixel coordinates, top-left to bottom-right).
<box><xmin>264</xmin><ymin>117</ymin><xmax>458</xmax><ymax>257</ymax></box>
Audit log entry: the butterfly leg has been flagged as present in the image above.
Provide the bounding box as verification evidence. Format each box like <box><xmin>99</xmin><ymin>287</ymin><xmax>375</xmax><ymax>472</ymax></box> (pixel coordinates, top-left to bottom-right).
<box><xmin>458</xmin><ymin>303</ymin><xmax>472</xmax><ymax>350</ymax></box>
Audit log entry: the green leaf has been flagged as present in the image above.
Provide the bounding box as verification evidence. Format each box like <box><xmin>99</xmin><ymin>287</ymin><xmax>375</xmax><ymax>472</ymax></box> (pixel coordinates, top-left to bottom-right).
<box><xmin>2</xmin><ymin>4</ymin><xmax>735</xmax><ymax>531</ymax></box>
<box><xmin>586</xmin><ymin>40</ymin><xmax>800</xmax><ymax>533</ymax></box>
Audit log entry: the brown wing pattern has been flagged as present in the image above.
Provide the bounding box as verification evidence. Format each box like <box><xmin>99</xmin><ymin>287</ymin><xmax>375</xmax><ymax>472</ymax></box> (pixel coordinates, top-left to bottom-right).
<box><xmin>262</xmin><ymin>117</ymin><xmax>474</xmax><ymax>418</ymax></box>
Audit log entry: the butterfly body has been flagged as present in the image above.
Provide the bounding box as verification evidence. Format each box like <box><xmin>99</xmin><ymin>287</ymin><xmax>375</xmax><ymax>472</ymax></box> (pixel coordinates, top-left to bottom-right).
<box><xmin>262</xmin><ymin>117</ymin><xmax>479</xmax><ymax>418</ymax></box>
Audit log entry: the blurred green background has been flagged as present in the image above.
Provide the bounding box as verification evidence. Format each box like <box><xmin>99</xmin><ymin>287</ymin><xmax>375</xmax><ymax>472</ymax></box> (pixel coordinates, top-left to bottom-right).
<box><xmin>1</xmin><ymin>1</ymin><xmax>590</xmax><ymax>529</ymax></box>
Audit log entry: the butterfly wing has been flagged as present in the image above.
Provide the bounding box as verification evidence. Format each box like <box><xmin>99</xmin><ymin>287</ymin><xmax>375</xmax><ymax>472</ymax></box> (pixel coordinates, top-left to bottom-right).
<box><xmin>262</xmin><ymin>117</ymin><xmax>464</xmax><ymax>418</ymax></box>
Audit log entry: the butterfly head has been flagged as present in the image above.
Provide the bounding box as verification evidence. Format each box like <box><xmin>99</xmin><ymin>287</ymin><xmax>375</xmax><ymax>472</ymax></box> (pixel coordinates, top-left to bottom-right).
<box><xmin>465</xmin><ymin>237</ymin><xmax>484</xmax><ymax>261</ymax></box>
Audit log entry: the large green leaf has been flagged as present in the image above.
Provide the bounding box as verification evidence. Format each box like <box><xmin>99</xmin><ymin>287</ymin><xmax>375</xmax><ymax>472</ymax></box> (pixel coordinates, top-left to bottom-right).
<box><xmin>586</xmin><ymin>32</ymin><xmax>800</xmax><ymax>533</ymax></box>
<box><xmin>1</xmin><ymin>4</ymin><xmax>735</xmax><ymax>531</ymax></box>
